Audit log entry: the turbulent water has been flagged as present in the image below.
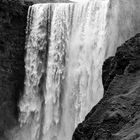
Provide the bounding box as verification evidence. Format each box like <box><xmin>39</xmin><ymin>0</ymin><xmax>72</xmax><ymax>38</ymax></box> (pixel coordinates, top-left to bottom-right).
<box><xmin>8</xmin><ymin>0</ymin><xmax>140</xmax><ymax>140</ymax></box>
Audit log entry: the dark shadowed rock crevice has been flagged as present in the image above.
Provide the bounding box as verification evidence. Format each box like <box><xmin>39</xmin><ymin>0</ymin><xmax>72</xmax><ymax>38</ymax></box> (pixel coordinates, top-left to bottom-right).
<box><xmin>72</xmin><ymin>34</ymin><xmax>140</xmax><ymax>140</ymax></box>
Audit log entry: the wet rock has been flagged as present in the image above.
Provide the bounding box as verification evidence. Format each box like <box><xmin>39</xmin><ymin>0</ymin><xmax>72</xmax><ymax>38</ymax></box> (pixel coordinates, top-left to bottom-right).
<box><xmin>0</xmin><ymin>0</ymin><xmax>30</xmax><ymax>138</ymax></box>
<box><xmin>72</xmin><ymin>34</ymin><xmax>140</xmax><ymax>140</ymax></box>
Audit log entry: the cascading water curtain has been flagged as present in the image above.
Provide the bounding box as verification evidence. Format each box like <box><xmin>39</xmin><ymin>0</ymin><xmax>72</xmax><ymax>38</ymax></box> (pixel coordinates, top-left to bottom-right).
<box><xmin>8</xmin><ymin>0</ymin><xmax>140</xmax><ymax>140</ymax></box>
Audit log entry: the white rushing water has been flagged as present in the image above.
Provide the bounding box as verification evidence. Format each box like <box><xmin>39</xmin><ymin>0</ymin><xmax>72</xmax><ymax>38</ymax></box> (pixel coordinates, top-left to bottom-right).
<box><xmin>8</xmin><ymin>0</ymin><xmax>140</xmax><ymax>140</ymax></box>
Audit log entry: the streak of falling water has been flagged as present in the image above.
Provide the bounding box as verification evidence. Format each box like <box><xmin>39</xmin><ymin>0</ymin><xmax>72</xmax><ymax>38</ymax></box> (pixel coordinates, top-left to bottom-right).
<box><xmin>63</xmin><ymin>1</ymin><xmax>110</xmax><ymax>139</ymax></box>
<box><xmin>42</xmin><ymin>4</ymin><xmax>74</xmax><ymax>140</ymax></box>
<box><xmin>8</xmin><ymin>0</ymin><xmax>140</xmax><ymax>140</ymax></box>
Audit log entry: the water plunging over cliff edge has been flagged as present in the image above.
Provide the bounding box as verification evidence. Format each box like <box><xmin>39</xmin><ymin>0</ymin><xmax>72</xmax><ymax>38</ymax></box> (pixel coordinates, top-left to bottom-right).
<box><xmin>8</xmin><ymin>0</ymin><xmax>140</xmax><ymax>140</ymax></box>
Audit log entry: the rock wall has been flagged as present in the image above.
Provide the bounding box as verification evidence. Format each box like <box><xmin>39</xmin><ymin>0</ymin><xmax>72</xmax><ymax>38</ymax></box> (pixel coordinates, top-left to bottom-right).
<box><xmin>72</xmin><ymin>34</ymin><xmax>140</xmax><ymax>140</ymax></box>
<box><xmin>0</xmin><ymin>0</ymin><xmax>30</xmax><ymax>138</ymax></box>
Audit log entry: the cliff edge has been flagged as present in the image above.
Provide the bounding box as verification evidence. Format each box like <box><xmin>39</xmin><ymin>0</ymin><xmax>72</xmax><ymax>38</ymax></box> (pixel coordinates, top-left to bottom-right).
<box><xmin>72</xmin><ymin>34</ymin><xmax>140</xmax><ymax>140</ymax></box>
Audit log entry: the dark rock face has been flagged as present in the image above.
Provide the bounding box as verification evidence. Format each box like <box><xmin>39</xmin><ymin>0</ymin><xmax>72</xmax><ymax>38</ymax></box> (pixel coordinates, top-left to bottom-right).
<box><xmin>0</xmin><ymin>0</ymin><xmax>29</xmax><ymax>138</ymax></box>
<box><xmin>72</xmin><ymin>34</ymin><xmax>140</xmax><ymax>140</ymax></box>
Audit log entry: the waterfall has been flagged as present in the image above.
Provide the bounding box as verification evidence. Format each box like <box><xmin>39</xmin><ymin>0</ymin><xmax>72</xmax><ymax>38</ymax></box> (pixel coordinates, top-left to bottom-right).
<box><xmin>8</xmin><ymin>0</ymin><xmax>140</xmax><ymax>140</ymax></box>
